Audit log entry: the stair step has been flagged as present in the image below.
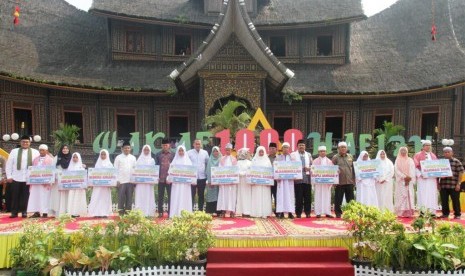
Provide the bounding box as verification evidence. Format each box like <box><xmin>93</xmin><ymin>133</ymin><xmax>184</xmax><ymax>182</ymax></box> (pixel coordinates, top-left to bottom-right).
<box><xmin>207</xmin><ymin>247</ymin><xmax>349</xmax><ymax>263</ymax></box>
<box><xmin>207</xmin><ymin>262</ymin><xmax>354</xmax><ymax>276</ymax></box>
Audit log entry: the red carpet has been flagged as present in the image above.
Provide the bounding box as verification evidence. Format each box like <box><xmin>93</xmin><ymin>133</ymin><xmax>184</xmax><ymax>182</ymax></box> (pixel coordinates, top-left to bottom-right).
<box><xmin>206</xmin><ymin>247</ymin><xmax>354</xmax><ymax>276</ymax></box>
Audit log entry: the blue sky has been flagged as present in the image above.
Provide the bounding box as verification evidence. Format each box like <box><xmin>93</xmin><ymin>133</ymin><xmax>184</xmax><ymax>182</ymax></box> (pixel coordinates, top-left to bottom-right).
<box><xmin>65</xmin><ymin>0</ymin><xmax>399</xmax><ymax>17</ymax></box>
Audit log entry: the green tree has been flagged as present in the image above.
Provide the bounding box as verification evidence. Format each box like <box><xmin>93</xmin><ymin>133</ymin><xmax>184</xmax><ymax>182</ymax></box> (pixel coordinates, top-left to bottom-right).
<box><xmin>369</xmin><ymin>121</ymin><xmax>405</xmax><ymax>159</ymax></box>
<box><xmin>204</xmin><ymin>100</ymin><xmax>252</xmax><ymax>138</ymax></box>
<box><xmin>51</xmin><ymin>123</ymin><xmax>81</xmax><ymax>153</ymax></box>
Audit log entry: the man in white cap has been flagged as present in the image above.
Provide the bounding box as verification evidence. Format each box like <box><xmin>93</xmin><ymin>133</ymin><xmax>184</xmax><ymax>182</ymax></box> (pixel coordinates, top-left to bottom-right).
<box><xmin>332</xmin><ymin>141</ymin><xmax>355</xmax><ymax>218</ymax></box>
<box><xmin>438</xmin><ymin>147</ymin><xmax>464</xmax><ymax>219</ymax></box>
<box><xmin>27</xmin><ymin>144</ymin><xmax>54</xmax><ymax>218</ymax></box>
<box><xmin>413</xmin><ymin>140</ymin><xmax>439</xmax><ymax>215</ymax></box>
<box><xmin>5</xmin><ymin>135</ymin><xmax>39</xmax><ymax>218</ymax></box>
<box><xmin>313</xmin><ymin>145</ymin><xmax>335</xmax><ymax>218</ymax></box>
<box><xmin>275</xmin><ymin>142</ymin><xmax>296</xmax><ymax>219</ymax></box>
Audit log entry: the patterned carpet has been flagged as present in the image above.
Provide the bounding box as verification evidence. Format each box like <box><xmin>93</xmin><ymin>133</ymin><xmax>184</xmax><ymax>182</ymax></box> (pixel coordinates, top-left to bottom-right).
<box><xmin>1</xmin><ymin>213</ymin><xmax>464</xmax><ymax>239</ymax></box>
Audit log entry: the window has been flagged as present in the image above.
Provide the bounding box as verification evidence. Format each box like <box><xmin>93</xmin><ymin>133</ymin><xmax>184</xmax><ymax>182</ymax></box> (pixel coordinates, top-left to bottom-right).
<box><xmin>169</xmin><ymin>116</ymin><xmax>189</xmax><ymax>141</ymax></box>
<box><xmin>175</xmin><ymin>34</ymin><xmax>192</xmax><ymax>56</ymax></box>
<box><xmin>325</xmin><ymin>116</ymin><xmax>343</xmax><ymax>140</ymax></box>
<box><xmin>317</xmin><ymin>35</ymin><xmax>333</xmax><ymax>56</ymax></box>
<box><xmin>126</xmin><ymin>31</ymin><xmax>144</xmax><ymax>53</ymax></box>
<box><xmin>270</xmin><ymin>36</ymin><xmax>286</xmax><ymax>57</ymax></box>
<box><xmin>421</xmin><ymin>112</ymin><xmax>439</xmax><ymax>138</ymax></box>
<box><xmin>64</xmin><ymin>111</ymin><xmax>84</xmax><ymax>143</ymax></box>
<box><xmin>374</xmin><ymin>115</ymin><xmax>392</xmax><ymax>130</ymax></box>
<box><xmin>273</xmin><ymin>117</ymin><xmax>292</xmax><ymax>138</ymax></box>
<box><xmin>14</xmin><ymin>108</ymin><xmax>32</xmax><ymax>136</ymax></box>
<box><xmin>117</xmin><ymin>114</ymin><xmax>136</xmax><ymax>142</ymax></box>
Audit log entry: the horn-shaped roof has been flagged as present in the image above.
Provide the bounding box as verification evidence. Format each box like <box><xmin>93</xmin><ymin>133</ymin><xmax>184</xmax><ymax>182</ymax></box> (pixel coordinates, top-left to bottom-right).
<box><xmin>169</xmin><ymin>0</ymin><xmax>294</xmax><ymax>92</ymax></box>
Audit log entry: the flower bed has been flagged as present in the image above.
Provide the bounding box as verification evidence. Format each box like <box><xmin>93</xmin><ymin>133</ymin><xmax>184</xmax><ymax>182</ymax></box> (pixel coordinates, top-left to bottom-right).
<box><xmin>65</xmin><ymin>265</ymin><xmax>206</xmax><ymax>276</ymax></box>
<box><xmin>9</xmin><ymin>210</ymin><xmax>214</xmax><ymax>276</ymax></box>
<box><xmin>354</xmin><ymin>265</ymin><xmax>465</xmax><ymax>276</ymax></box>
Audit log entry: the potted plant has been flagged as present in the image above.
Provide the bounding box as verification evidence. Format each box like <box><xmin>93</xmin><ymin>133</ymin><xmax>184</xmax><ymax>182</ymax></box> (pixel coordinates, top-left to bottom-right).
<box><xmin>160</xmin><ymin>210</ymin><xmax>214</xmax><ymax>268</ymax></box>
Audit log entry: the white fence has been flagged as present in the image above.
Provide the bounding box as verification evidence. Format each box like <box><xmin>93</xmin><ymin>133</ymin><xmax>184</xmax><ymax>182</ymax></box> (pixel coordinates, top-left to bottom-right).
<box><xmin>65</xmin><ymin>265</ymin><xmax>206</xmax><ymax>276</ymax></box>
<box><xmin>355</xmin><ymin>266</ymin><xmax>465</xmax><ymax>276</ymax></box>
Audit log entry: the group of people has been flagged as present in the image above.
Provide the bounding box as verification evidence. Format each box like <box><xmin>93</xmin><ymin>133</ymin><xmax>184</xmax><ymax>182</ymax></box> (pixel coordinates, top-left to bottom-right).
<box><xmin>1</xmin><ymin>135</ymin><xmax>464</xmax><ymax>220</ymax></box>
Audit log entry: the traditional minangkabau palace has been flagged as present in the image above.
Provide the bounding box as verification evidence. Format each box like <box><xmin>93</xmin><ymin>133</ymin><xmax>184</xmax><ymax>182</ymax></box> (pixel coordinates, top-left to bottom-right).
<box><xmin>1</xmin><ymin>0</ymin><xmax>464</xmax><ymax>161</ymax></box>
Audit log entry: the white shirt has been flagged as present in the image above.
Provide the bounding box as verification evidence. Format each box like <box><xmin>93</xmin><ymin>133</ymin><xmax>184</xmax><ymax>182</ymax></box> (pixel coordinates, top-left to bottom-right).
<box><xmin>187</xmin><ymin>148</ymin><xmax>209</xmax><ymax>179</ymax></box>
<box><xmin>6</xmin><ymin>147</ymin><xmax>40</xmax><ymax>182</ymax></box>
<box><xmin>114</xmin><ymin>153</ymin><xmax>137</xmax><ymax>183</ymax></box>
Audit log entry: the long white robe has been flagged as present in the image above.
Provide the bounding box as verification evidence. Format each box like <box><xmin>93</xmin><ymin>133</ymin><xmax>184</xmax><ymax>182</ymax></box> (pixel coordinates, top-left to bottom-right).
<box><xmin>235</xmin><ymin>159</ymin><xmax>252</xmax><ymax>215</ymax></box>
<box><xmin>27</xmin><ymin>155</ymin><xmax>54</xmax><ymax>214</ymax></box>
<box><xmin>67</xmin><ymin>153</ymin><xmax>88</xmax><ymax>216</ymax></box>
<box><xmin>355</xmin><ymin>152</ymin><xmax>378</xmax><ymax>208</ymax></box>
<box><xmin>49</xmin><ymin>156</ymin><xmax>69</xmax><ymax>217</ymax></box>
<box><xmin>169</xmin><ymin>146</ymin><xmax>193</xmax><ymax>218</ymax></box>
<box><xmin>276</xmin><ymin>154</ymin><xmax>295</xmax><ymax>213</ymax></box>
<box><xmin>217</xmin><ymin>156</ymin><xmax>237</xmax><ymax>212</ymax></box>
<box><xmin>250</xmin><ymin>147</ymin><xmax>272</xmax><ymax>218</ymax></box>
<box><xmin>88</xmin><ymin>150</ymin><xmax>114</xmax><ymax>217</ymax></box>
<box><xmin>375</xmin><ymin>152</ymin><xmax>395</xmax><ymax>212</ymax></box>
<box><xmin>415</xmin><ymin>152</ymin><xmax>438</xmax><ymax>213</ymax></box>
<box><xmin>313</xmin><ymin>156</ymin><xmax>334</xmax><ymax>216</ymax></box>
<box><xmin>134</xmin><ymin>148</ymin><xmax>156</xmax><ymax>217</ymax></box>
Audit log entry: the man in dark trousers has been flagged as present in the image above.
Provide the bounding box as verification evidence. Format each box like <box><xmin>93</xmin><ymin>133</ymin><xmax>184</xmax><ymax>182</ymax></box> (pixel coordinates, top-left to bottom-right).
<box><xmin>155</xmin><ymin>139</ymin><xmax>175</xmax><ymax>217</ymax></box>
<box><xmin>5</xmin><ymin>135</ymin><xmax>39</xmax><ymax>218</ymax></box>
<box><xmin>438</xmin><ymin>147</ymin><xmax>464</xmax><ymax>219</ymax></box>
<box><xmin>332</xmin><ymin>141</ymin><xmax>355</xmax><ymax>218</ymax></box>
<box><xmin>268</xmin><ymin>142</ymin><xmax>278</xmax><ymax>215</ymax></box>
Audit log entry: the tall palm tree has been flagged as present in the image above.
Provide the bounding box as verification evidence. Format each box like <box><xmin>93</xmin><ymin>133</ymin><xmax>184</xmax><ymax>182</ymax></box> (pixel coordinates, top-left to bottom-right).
<box><xmin>204</xmin><ymin>100</ymin><xmax>252</xmax><ymax>138</ymax></box>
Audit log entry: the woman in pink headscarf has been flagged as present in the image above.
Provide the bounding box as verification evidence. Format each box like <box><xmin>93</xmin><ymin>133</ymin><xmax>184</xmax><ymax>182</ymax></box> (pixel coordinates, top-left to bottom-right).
<box><xmin>394</xmin><ymin>147</ymin><xmax>416</xmax><ymax>217</ymax></box>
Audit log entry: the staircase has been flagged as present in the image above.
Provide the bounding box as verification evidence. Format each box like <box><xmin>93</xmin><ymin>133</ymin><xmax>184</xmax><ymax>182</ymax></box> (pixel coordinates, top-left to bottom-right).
<box><xmin>206</xmin><ymin>247</ymin><xmax>354</xmax><ymax>276</ymax></box>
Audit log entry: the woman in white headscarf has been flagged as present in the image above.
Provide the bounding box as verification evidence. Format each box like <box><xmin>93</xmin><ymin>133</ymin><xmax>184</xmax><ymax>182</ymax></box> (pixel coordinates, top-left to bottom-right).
<box><xmin>88</xmin><ymin>149</ymin><xmax>113</xmax><ymax>218</ymax></box>
<box><xmin>250</xmin><ymin>146</ymin><xmax>272</xmax><ymax>218</ymax></box>
<box><xmin>217</xmin><ymin>143</ymin><xmax>238</xmax><ymax>218</ymax></box>
<box><xmin>355</xmin><ymin>151</ymin><xmax>379</xmax><ymax>207</ymax></box>
<box><xmin>375</xmin><ymin>150</ymin><xmax>394</xmax><ymax>212</ymax></box>
<box><xmin>236</xmin><ymin>148</ymin><xmax>252</xmax><ymax>217</ymax></box>
<box><xmin>168</xmin><ymin>145</ymin><xmax>193</xmax><ymax>218</ymax></box>
<box><xmin>67</xmin><ymin>152</ymin><xmax>88</xmax><ymax>217</ymax></box>
<box><xmin>134</xmin><ymin>145</ymin><xmax>157</xmax><ymax>217</ymax></box>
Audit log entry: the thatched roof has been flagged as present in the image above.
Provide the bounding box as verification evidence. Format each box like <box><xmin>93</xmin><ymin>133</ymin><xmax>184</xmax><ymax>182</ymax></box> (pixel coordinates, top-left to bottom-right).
<box><xmin>90</xmin><ymin>0</ymin><xmax>365</xmax><ymax>27</ymax></box>
<box><xmin>0</xmin><ymin>0</ymin><xmax>173</xmax><ymax>92</ymax></box>
<box><xmin>288</xmin><ymin>0</ymin><xmax>465</xmax><ymax>94</ymax></box>
<box><xmin>0</xmin><ymin>0</ymin><xmax>464</xmax><ymax>95</ymax></box>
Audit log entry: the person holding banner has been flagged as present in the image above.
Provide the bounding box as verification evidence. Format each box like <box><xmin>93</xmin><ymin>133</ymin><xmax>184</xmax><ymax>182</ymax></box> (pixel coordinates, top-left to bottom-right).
<box><xmin>250</xmin><ymin>146</ymin><xmax>273</xmax><ymax>218</ymax></box>
<box><xmin>276</xmin><ymin>142</ymin><xmax>296</xmax><ymax>219</ymax></box>
<box><xmin>50</xmin><ymin>145</ymin><xmax>72</xmax><ymax>217</ymax></box>
<box><xmin>187</xmin><ymin>140</ymin><xmax>209</xmax><ymax>212</ymax></box>
<box><xmin>217</xmin><ymin>143</ymin><xmax>238</xmax><ymax>218</ymax></box>
<box><xmin>375</xmin><ymin>150</ymin><xmax>394</xmax><ymax>212</ymax></box>
<box><xmin>268</xmin><ymin>143</ymin><xmax>278</xmax><ymax>216</ymax></box>
<box><xmin>332</xmin><ymin>141</ymin><xmax>355</xmax><ymax>218</ymax></box>
<box><xmin>236</xmin><ymin>148</ymin><xmax>252</xmax><ymax>217</ymax></box>
<box><xmin>88</xmin><ymin>149</ymin><xmax>114</xmax><ymax>218</ymax></box>
<box><xmin>5</xmin><ymin>135</ymin><xmax>40</xmax><ymax>218</ymax></box>
<box><xmin>312</xmin><ymin>146</ymin><xmax>335</xmax><ymax>218</ymax></box>
<box><xmin>155</xmin><ymin>139</ymin><xmax>174</xmax><ymax>218</ymax></box>
<box><xmin>291</xmin><ymin>139</ymin><xmax>312</xmax><ymax>218</ymax></box>
<box><xmin>67</xmin><ymin>153</ymin><xmax>87</xmax><ymax>217</ymax></box>
<box><xmin>168</xmin><ymin>145</ymin><xmax>193</xmax><ymax>218</ymax></box>
<box><xmin>413</xmin><ymin>140</ymin><xmax>439</xmax><ymax>215</ymax></box>
<box><xmin>27</xmin><ymin>144</ymin><xmax>54</xmax><ymax>218</ymax></box>
<box><xmin>114</xmin><ymin>142</ymin><xmax>137</xmax><ymax>216</ymax></box>
<box><xmin>355</xmin><ymin>151</ymin><xmax>379</xmax><ymax>208</ymax></box>
<box><xmin>134</xmin><ymin>145</ymin><xmax>156</xmax><ymax>217</ymax></box>
<box><xmin>438</xmin><ymin>147</ymin><xmax>464</xmax><ymax>219</ymax></box>
<box><xmin>206</xmin><ymin>146</ymin><xmax>221</xmax><ymax>216</ymax></box>
<box><xmin>394</xmin><ymin>147</ymin><xmax>416</xmax><ymax>217</ymax></box>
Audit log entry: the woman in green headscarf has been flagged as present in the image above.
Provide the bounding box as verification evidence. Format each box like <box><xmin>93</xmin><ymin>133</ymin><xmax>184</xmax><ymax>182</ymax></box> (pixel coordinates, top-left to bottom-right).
<box><xmin>206</xmin><ymin>146</ymin><xmax>222</xmax><ymax>216</ymax></box>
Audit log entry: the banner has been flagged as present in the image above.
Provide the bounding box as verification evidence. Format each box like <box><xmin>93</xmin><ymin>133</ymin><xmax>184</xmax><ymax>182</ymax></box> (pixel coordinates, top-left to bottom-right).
<box><xmin>26</xmin><ymin>166</ymin><xmax>55</xmax><ymax>185</ymax></box>
<box><xmin>420</xmin><ymin>159</ymin><xmax>453</xmax><ymax>178</ymax></box>
<box><xmin>58</xmin><ymin>170</ymin><xmax>87</xmax><ymax>190</ymax></box>
<box><xmin>169</xmin><ymin>164</ymin><xmax>197</xmax><ymax>184</ymax></box>
<box><xmin>354</xmin><ymin>160</ymin><xmax>382</xmax><ymax>179</ymax></box>
<box><xmin>310</xmin><ymin>165</ymin><xmax>339</xmax><ymax>184</ymax></box>
<box><xmin>246</xmin><ymin>166</ymin><xmax>274</xmax><ymax>185</ymax></box>
<box><xmin>131</xmin><ymin>165</ymin><xmax>159</xmax><ymax>184</ymax></box>
<box><xmin>88</xmin><ymin>168</ymin><xmax>118</xmax><ymax>187</ymax></box>
<box><xmin>211</xmin><ymin>166</ymin><xmax>240</xmax><ymax>185</ymax></box>
<box><xmin>273</xmin><ymin>161</ymin><xmax>303</xmax><ymax>180</ymax></box>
